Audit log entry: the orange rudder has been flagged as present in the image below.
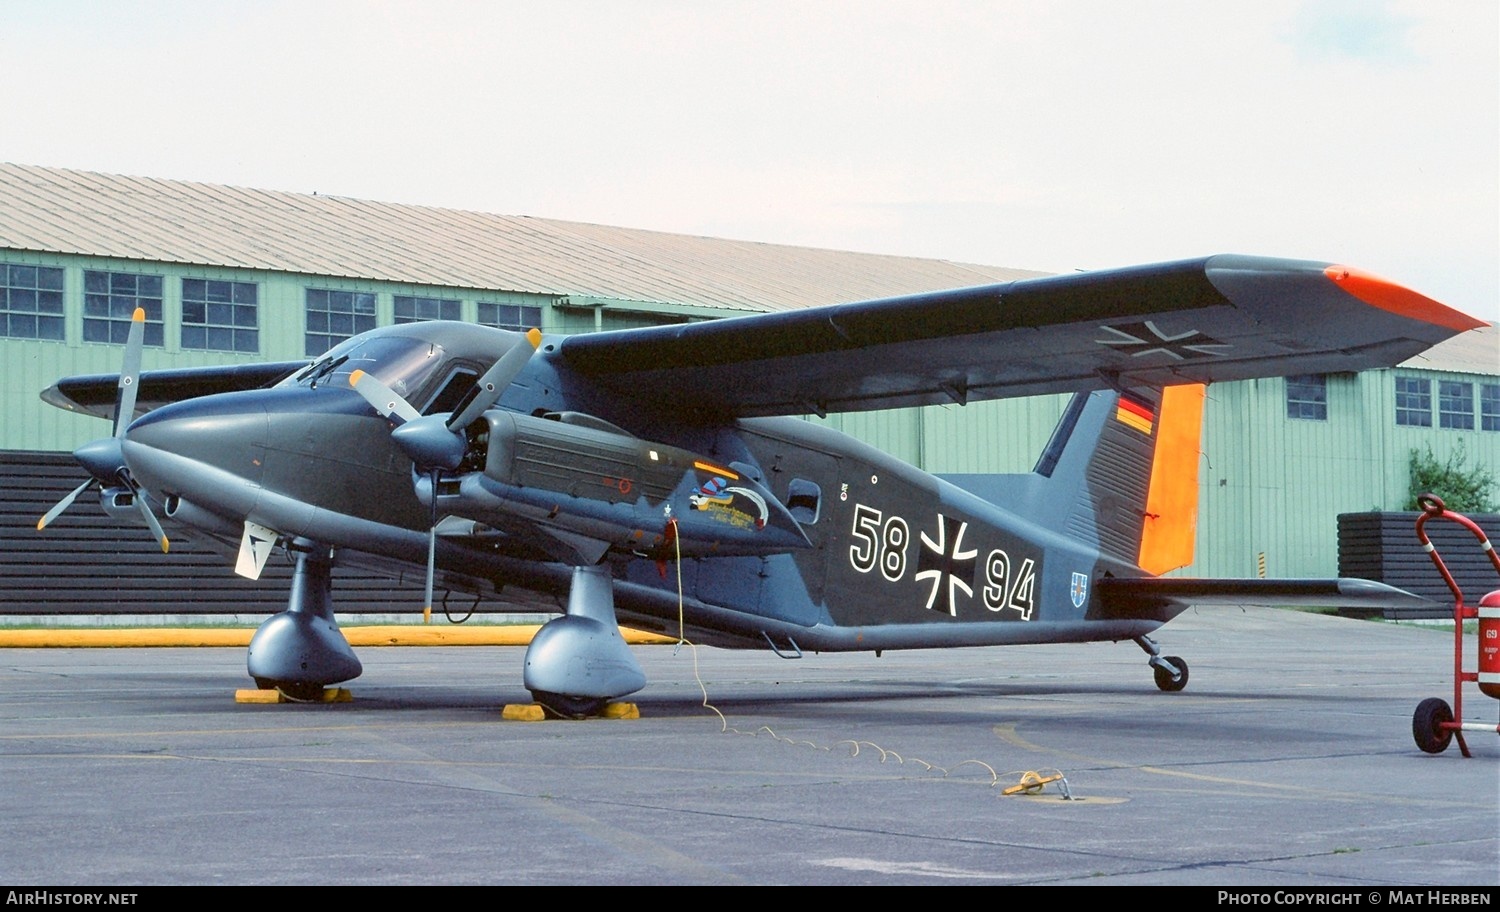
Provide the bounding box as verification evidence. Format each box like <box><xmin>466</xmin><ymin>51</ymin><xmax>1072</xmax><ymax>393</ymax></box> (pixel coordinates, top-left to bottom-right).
<box><xmin>1137</xmin><ymin>383</ymin><xmax>1205</xmax><ymax>575</ymax></box>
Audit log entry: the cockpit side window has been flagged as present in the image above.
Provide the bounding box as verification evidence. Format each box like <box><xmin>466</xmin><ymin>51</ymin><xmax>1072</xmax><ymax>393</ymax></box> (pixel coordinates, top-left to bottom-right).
<box><xmin>422</xmin><ymin>367</ymin><xmax>480</xmax><ymax>416</ymax></box>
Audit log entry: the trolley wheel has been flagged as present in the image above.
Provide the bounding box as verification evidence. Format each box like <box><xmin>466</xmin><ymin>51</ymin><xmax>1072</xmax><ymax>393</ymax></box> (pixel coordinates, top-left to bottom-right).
<box><xmin>1411</xmin><ymin>697</ymin><xmax>1454</xmax><ymax>754</ymax></box>
<box><xmin>1153</xmin><ymin>656</ymin><xmax>1189</xmax><ymax>692</ymax></box>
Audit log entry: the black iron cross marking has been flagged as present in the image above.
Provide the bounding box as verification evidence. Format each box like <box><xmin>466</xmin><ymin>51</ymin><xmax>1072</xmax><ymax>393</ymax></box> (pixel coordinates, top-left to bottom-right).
<box><xmin>916</xmin><ymin>513</ymin><xmax>977</xmax><ymax>617</ymax></box>
<box><xmin>1097</xmin><ymin>321</ymin><xmax>1229</xmax><ymax>360</ymax></box>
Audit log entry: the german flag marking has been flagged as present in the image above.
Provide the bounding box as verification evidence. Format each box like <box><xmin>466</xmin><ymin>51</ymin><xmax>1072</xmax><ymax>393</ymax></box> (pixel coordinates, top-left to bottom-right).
<box><xmin>1115</xmin><ymin>396</ymin><xmax>1155</xmax><ymax>435</ymax></box>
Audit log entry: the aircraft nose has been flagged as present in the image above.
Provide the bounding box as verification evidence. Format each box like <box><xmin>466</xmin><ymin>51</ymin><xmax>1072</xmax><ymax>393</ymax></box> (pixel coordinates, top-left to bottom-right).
<box><xmin>121</xmin><ymin>392</ymin><xmax>271</xmax><ymax>494</ymax></box>
<box><xmin>73</xmin><ymin>436</ymin><xmax>125</xmax><ymax>483</ymax></box>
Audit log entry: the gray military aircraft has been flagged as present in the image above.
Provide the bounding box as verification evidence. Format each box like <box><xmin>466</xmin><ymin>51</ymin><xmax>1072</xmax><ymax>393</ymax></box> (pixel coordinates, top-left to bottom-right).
<box><xmin>36</xmin><ymin>255</ymin><xmax>1485</xmax><ymax>716</ymax></box>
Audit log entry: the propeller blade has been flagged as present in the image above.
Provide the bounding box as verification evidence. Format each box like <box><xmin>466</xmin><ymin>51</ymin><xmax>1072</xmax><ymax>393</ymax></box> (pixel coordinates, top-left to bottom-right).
<box><xmin>37</xmin><ymin>478</ymin><xmax>96</xmax><ymax>531</ymax></box>
<box><xmin>349</xmin><ymin>369</ymin><xmax>422</xmax><ymax>424</ymax></box>
<box><xmin>113</xmin><ymin>307</ymin><xmax>147</xmax><ymax>438</ymax></box>
<box><xmin>446</xmin><ymin>328</ymin><xmax>541</xmax><ymax>433</ymax></box>
<box><xmin>41</xmin><ymin>309</ymin><xmax>156</xmax><ymax>539</ymax></box>
<box><xmin>134</xmin><ymin>488</ymin><xmax>170</xmax><ymax>553</ymax></box>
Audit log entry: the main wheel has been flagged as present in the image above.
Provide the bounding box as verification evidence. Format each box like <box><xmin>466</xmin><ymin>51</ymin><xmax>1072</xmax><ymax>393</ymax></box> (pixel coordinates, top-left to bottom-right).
<box><xmin>1411</xmin><ymin>697</ymin><xmax>1454</xmax><ymax>754</ymax></box>
<box><xmin>1153</xmin><ymin>656</ymin><xmax>1189</xmax><ymax>692</ymax></box>
<box><xmin>254</xmin><ymin>677</ymin><xmax>324</xmax><ymax>702</ymax></box>
<box><xmin>531</xmin><ymin>690</ymin><xmax>608</xmax><ymax>719</ymax></box>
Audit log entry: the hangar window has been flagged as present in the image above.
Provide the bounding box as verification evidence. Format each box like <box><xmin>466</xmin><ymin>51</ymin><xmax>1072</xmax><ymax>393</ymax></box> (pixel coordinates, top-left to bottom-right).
<box><xmin>1285</xmin><ymin>375</ymin><xmax>1327</xmax><ymax>421</ymax></box>
<box><xmin>394</xmin><ymin>295</ymin><xmax>460</xmax><ymax>324</ymax></box>
<box><xmin>1394</xmin><ymin>377</ymin><xmax>1431</xmax><ymax>427</ymax></box>
<box><xmin>1482</xmin><ymin>385</ymin><xmax>1500</xmax><ymax>432</ymax></box>
<box><xmin>1438</xmin><ymin>381</ymin><xmax>1474</xmax><ymax>430</ymax></box>
<box><xmin>477</xmin><ymin>302</ymin><xmax>543</xmax><ymax>332</ymax></box>
<box><xmin>305</xmin><ymin>288</ymin><xmax>376</xmax><ymax>356</ymax></box>
<box><xmin>84</xmin><ymin>271</ymin><xmax>163</xmax><ymax>347</ymax></box>
<box><xmin>182</xmin><ymin>279</ymin><xmax>258</xmax><ymax>353</ymax></box>
<box><xmin>1</xmin><ymin>263</ymin><xmax>64</xmax><ymax>340</ymax></box>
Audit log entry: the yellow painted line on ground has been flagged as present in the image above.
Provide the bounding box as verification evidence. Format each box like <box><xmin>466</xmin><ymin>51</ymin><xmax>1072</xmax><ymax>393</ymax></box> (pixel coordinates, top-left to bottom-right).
<box><xmin>0</xmin><ymin>626</ymin><xmax>676</xmax><ymax>648</ymax></box>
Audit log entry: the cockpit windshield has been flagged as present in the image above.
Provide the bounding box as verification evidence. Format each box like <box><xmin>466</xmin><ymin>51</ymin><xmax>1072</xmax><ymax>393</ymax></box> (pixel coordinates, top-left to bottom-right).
<box><xmin>282</xmin><ymin>336</ymin><xmax>449</xmax><ymax>403</ymax></box>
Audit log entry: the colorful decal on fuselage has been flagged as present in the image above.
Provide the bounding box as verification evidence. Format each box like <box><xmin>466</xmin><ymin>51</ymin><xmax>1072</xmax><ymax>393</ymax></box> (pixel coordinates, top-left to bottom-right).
<box><xmin>846</xmin><ymin>504</ymin><xmax>1038</xmax><ymax>621</ymax></box>
<box><xmin>1070</xmin><ymin>571</ymin><xmax>1088</xmax><ymax>609</ymax></box>
<box><xmin>690</xmin><ymin>476</ymin><xmax>769</xmax><ymax>531</ymax></box>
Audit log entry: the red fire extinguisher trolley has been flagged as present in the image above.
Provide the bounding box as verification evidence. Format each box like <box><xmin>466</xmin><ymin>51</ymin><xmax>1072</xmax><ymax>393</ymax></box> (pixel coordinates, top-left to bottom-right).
<box><xmin>1410</xmin><ymin>494</ymin><xmax>1500</xmax><ymax>756</ymax></box>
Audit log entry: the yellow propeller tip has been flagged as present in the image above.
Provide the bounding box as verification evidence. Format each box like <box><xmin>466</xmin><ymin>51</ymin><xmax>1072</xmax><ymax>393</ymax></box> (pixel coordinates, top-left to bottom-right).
<box><xmin>160</xmin><ymin>538</ymin><xmax>170</xmax><ymax>554</ymax></box>
<box><xmin>349</xmin><ymin>369</ymin><xmax>365</xmax><ymax>387</ymax></box>
<box><xmin>132</xmin><ymin>307</ymin><xmax>146</xmax><ymax>322</ymax></box>
<box><xmin>526</xmin><ymin>327</ymin><xmax>542</xmax><ymax>347</ymax></box>
<box><xmin>422</xmin><ymin>606</ymin><xmax>432</xmax><ymax>624</ymax></box>
<box><xmin>35</xmin><ymin>519</ymin><xmax>46</xmax><ymax>531</ymax></box>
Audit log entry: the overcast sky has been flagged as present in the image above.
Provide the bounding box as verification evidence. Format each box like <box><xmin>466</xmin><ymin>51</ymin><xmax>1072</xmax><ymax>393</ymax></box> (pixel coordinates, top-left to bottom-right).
<box><xmin>5</xmin><ymin>0</ymin><xmax>1497</xmax><ymax>321</ymax></box>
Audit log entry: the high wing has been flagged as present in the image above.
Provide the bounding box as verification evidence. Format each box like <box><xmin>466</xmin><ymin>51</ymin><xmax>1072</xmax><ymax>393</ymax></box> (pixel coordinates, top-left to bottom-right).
<box><xmin>42</xmin><ymin>361</ymin><xmax>307</xmax><ymax>420</ymax></box>
<box><xmin>558</xmin><ymin>255</ymin><xmax>1484</xmax><ymax>418</ymax></box>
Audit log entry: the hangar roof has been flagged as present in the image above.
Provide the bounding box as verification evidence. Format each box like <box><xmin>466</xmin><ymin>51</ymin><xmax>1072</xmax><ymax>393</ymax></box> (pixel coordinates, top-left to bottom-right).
<box><xmin>1394</xmin><ymin>320</ymin><xmax>1497</xmax><ymax>377</ymax></box>
<box><xmin>0</xmin><ymin>162</ymin><xmax>1491</xmax><ymax>373</ymax></box>
<box><xmin>0</xmin><ymin>162</ymin><xmax>1041</xmax><ymax>314</ymax></box>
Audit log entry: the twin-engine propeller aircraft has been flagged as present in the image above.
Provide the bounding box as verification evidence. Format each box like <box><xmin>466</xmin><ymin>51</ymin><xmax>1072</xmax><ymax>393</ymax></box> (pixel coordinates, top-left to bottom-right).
<box><xmin>37</xmin><ymin>255</ymin><xmax>1484</xmax><ymax>715</ymax></box>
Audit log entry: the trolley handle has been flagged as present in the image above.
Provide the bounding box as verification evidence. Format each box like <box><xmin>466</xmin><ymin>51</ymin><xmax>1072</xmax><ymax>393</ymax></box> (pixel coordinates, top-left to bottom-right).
<box><xmin>1413</xmin><ymin>493</ymin><xmax>1500</xmax><ymax>607</ymax></box>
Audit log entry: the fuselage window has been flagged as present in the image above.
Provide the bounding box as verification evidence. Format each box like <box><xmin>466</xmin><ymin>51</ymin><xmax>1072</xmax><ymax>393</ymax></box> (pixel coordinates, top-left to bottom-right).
<box><xmin>786</xmin><ymin>478</ymin><xmax>822</xmax><ymax>525</ymax></box>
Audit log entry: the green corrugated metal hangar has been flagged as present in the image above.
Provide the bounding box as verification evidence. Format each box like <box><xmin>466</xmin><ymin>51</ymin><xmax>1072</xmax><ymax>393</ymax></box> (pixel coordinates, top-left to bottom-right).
<box><xmin>1</xmin><ymin>163</ymin><xmax>1496</xmax><ymax>588</ymax></box>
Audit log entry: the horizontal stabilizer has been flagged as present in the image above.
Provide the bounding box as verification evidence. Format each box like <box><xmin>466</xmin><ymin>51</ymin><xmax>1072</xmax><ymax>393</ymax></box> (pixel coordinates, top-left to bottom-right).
<box><xmin>1095</xmin><ymin>577</ymin><xmax>1431</xmax><ymax>617</ymax></box>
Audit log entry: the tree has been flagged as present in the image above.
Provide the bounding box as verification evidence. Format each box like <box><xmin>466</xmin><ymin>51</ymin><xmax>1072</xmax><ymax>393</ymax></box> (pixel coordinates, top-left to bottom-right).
<box><xmin>1404</xmin><ymin>441</ymin><xmax>1497</xmax><ymax>513</ymax></box>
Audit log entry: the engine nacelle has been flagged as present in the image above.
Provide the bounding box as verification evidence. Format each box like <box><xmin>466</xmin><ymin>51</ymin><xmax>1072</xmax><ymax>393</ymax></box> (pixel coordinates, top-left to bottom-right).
<box><xmin>482</xmin><ymin>411</ymin><xmax>694</xmax><ymax>505</ymax></box>
<box><xmin>430</xmin><ymin>411</ymin><xmax>811</xmax><ymax>561</ymax></box>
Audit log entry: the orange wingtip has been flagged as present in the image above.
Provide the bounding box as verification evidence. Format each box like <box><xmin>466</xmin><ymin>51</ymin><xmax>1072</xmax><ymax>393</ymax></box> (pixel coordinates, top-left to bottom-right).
<box><xmin>1323</xmin><ymin>266</ymin><xmax>1486</xmax><ymax>333</ymax></box>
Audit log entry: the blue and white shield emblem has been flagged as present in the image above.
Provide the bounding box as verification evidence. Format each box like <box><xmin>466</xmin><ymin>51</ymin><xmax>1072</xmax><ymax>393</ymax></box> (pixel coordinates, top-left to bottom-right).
<box><xmin>1070</xmin><ymin>572</ymin><xmax>1088</xmax><ymax>609</ymax></box>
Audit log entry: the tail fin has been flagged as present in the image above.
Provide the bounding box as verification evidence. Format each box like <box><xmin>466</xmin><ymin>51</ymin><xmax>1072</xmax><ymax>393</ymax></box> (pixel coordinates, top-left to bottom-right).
<box><xmin>1048</xmin><ymin>384</ymin><xmax>1205</xmax><ymax>573</ymax></box>
<box><xmin>946</xmin><ymin>383</ymin><xmax>1205</xmax><ymax>574</ymax></box>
